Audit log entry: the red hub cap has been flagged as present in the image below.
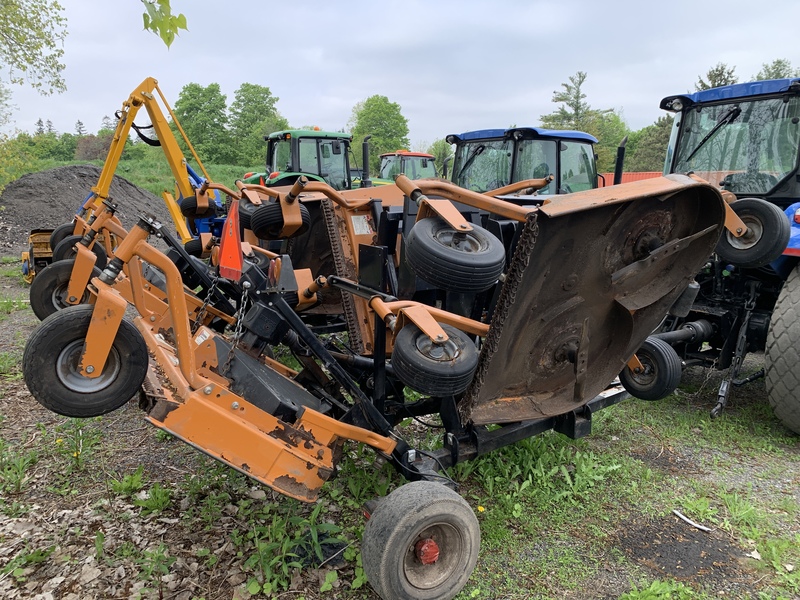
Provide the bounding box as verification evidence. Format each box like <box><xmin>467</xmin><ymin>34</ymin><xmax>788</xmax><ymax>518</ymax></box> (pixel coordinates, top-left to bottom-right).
<box><xmin>414</xmin><ymin>538</ymin><xmax>440</xmax><ymax>565</ymax></box>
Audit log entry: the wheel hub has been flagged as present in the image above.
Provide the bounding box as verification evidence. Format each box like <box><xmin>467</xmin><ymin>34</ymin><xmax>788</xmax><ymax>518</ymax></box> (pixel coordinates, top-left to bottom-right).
<box><xmin>727</xmin><ymin>215</ymin><xmax>763</xmax><ymax>249</ymax></box>
<box><xmin>414</xmin><ymin>335</ymin><xmax>461</xmax><ymax>362</ymax></box>
<box><xmin>57</xmin><ymin>340</ymin><xmax>120</xmax><ymax>393</ymax></box>
<box><xmin>414</xmin><ymin>538</ymin><xmax>440</xmax><ymax>565</ymax></box>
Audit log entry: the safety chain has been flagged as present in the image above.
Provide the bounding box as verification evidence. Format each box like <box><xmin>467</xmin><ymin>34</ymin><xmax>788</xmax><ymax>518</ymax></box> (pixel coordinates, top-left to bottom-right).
<box><xmin>460</xmin><ymin>212</ymin><xmax>539</xmax><ymax>422</ymax></box>
<box><xmin>191</xmin><ymin>275</ymin><xmax>220</xmax><ymax>334</ymax></box>
<box><xmin>221</xmin><ymin>282</ymin><xmax>250</xmax><ymax>378</ymax></box>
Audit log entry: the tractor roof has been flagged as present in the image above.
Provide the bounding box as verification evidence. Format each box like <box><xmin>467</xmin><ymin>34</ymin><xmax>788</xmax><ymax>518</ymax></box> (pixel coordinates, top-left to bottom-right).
<box><xmin>379</xmin><ymin>150</ymin><xmax>435</xmax><ymax>159</ymax></box>
<box><xmin>445</xmin><ymin>126</ymin><xmax>597</xmax><ymax>144</ymax></box>
<box><xmin>660</xmin><ymin>78</ymin><xmax>800</xmax><ymax>111</ymax></box>
<box><xmin>266</xmin><ymin>129</ymin><xmax>352</xmax><ymax>141</ymax></box>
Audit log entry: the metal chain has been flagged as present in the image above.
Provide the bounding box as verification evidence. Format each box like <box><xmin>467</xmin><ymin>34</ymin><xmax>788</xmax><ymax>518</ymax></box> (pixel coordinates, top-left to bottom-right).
<box><xmin>460</xmin><ymin>212</ymin><xmax>539</xmax><ymax>422</ymax></box>
<box><xmin>191</xmin><ymin>275</ymin><xmax>220</xmax><ymax>334</ymax></box>
<box><xmin>221</xmin><ymin>283</ymin><xmax>250</xmax><ymax>378</ymax></box>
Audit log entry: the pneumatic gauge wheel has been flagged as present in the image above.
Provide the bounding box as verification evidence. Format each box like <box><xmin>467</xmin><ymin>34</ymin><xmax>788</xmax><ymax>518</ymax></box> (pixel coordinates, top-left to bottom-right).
<box><xmin>29</xmin><ymin>259</ymin><xmax>102</xmax><ymax>321</ymax></box>
<box><xmin>620</xmin><ymin>337</ymin><xmax>683</xmax><ymax>401</ymax></box>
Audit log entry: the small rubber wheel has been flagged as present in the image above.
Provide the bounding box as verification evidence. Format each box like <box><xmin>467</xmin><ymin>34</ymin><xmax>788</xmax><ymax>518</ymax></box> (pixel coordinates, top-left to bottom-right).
<box><xmin>362</xmin><ymin>481</ymin><xmax>480</xmax><ymax>600</ymax></box>
<box><xmin>250</xmin><ymin>202</ymin><xmax>311</xmax><ymax>240</ymax></box>
<box><xmin>620</xmin><ymin>336</ymin><xmax>682</xmax><ymax>401</ymax></box>
<box><xmin>391</xmin><ymin>324</ymin><xmax>478</xmax><ymax>396</ymax></box>
<box><xmin>23</xmin><ymin>305</ymin><xmax>149</xmax><ymax>417</ymax></box>
<box><xmin>405</xmin><ymin>217</ymin><xmax>505</xmax><ymax>294</ymax></box>
<box><xmin>180</xmin><ymin>195</ymin><xmax>218</xmax><ymax>218</ymax></box>
<box><xmin>50</xmin><ymin>222</ymin><xmax>77</xmax><ymax>250</ymax></box>
<box><xmin>29</xmin><ymin>259</ymin><xmax>102</xmax><ymax>321</ymax></box>
<box><xmin>765</xmin><ymin>264</ymin><xmax>800</xmax><ymax>434</ymax></box>
<box><xmin>716</xmin><ymin>198</ymin><xmax>790</xmax><ymax>268</ymax></box>
<box><xmin>184</xmin><ymin>237</ymin><xmax>204</xmax><ymax>257</ymax></box>
<box><xmin>52</xmin><ymin>235</ymin><xmax>108</xmax><ymax>269</ymax></box>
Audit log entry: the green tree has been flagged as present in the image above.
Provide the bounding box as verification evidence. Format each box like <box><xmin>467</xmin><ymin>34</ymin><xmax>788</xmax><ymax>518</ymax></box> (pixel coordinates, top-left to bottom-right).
<box><xmin>171</xmin><ymin>82</ymin><xmax>234</xmax><ymax>164</ymax></box>
<box><xmin>753</xmin><ymin>59</ymin><xmax>800</xmax><ymax>80</ymax></box>
<box><xmin>349</xmin><ymin>95</ymin><xmax>409</xmax><ymax>173</ymax></box>
<box><xmin>141</xmin><ymin>0</ymin><xmax>187</xmax><ymax>48</ymax></box>
<box><xmin>540</xmin><ymin>71</ymin><xmax>595</xmax><ymax>131</ymax></box>
<box><xmin>540</xmin><ymin>71</ymin><xmax>629</xmax><ymax>172</ymax></box>
<box><xmin>426</xmin><ymin>139</ymin><xmax>453</xmax><ymax>177</ymax></box>
<box><xmin>229</xmin><ymin>83</ymin><xmax>289</xmax><ymax>167</ymax></box>
<box><xmin>626</xmin><ymin>115</ymin><xmax>673</xmax><ymax>172</ymax></box>
<box><xmin>696</xmin><ymin>62</ymin><xmax>738</xmax><ymax>91</ymax></box>
<box><xmin>0</xmin><ymin>0</ymin><xmax>67</xmax><ymax>94</ymax></box>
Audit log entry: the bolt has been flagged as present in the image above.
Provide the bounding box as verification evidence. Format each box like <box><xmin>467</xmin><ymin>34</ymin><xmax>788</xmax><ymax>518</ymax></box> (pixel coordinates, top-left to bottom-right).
<box><xmin>459</xmin><ymin>224</ymin><xmax>468</xmax><ymax>229</ymax></box>
<box><xmin>85</xmin><ymin>365</ymin><xmax>95</xmax><ymax>374</ymax></box>
<box><xmin>231</xmin><ymin>402</ymin><xmax>240</xmax><ymax>410</ymax></box>
<box><xmin>736</xmin><ymin>227</ymin><xmax>743</xmax><ymax>234</ymax></box>
<box><xmin>203</xmin><ymin>386</ymin><xmax>212</xmax><ymax>395</ymax></box>
<box><xmin>68</xmin><ymin>296</ymin><xmax>77</xmax><ymax>302</ymax></box>
<box><xmin>436</xmin><ymin>334</ymin><xmax>445</xmax><ymax>341</ymax></box>
<box><xmin>242</xmin><ymin>281</ymin><xmax>251</xmax><ymax>289</ymax></box>
<box><xmin>150</xmin><ymin>316</ymin><xmax>156</xmax><ymax>322</ymax></box>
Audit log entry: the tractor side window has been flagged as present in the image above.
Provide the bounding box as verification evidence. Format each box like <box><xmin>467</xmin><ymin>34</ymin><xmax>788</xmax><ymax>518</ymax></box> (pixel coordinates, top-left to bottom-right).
<box><xmin>298</xmin><ymin>138</ymin><xmax>318</xmax><ymax>175</ymax></box>
<box><xmin>319</xmin><ymin>140</ymin><xmax>349</xmax><ymax>190</ymax></box>
<box><xmin>453</xmin><ymin>140</ymin><xmax>512</xmax><ymax>192</ymax></box>
<box><xmin>559</xmin><ymin>141</ymin><xmax>596</xmax><ymax>193</ymax></box>
<box><xmin>514</xmin><ymin>140</ymin><xmax>557</xmax><ymax>194</ymax></box>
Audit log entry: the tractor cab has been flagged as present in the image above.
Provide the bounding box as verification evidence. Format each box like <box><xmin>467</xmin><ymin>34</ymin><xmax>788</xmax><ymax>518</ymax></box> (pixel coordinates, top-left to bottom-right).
<box><xmin>373</xmin><ymin>150</ymin><xmax>437</xmax><ymax>185</ymax></box>
<box><xmin>243</xmin><ymin>129</ymin><xmax>354</xmax><ymax>191</ymax></box>
<box><xmin>662</xmin><ymin>78</ymin><xmax>800</xmax><ymax>209</ymax></box>
<box><xmin>447</xmin><ymin>127</ymin><xmax>598</xmax><ymax>195</ymax></box>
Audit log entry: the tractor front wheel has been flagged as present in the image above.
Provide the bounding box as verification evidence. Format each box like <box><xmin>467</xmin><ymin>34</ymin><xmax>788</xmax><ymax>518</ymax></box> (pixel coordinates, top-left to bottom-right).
<box><xmin>620</xmin><ymin>336</ymin><xmax>682</xmax><ymax>401</ymax></box>
<box><xmin>716</xmin><ymin>198</ymin><xmax>789</xmax><ymax>268</ymax></box>
<box><xmin>765</xmin><ymin>264</ymin><xmax>800</xmax><ymax>434</ymax></box>
<box><xmin>362</xmin><ymin>481</ymin><xmax>480</xmax><ymax>600</ymax></box>
<box><xmin>29</xmin><ymin>259</ymin><xmax>101</xmax><ymax>321</ymax></box>
<box><xmin>23</xmin><ymin>305</ymin><xmax>148</xmax><ymax>417</ymax></box>
<box><xmin>404</xmin><ymin>217</ymin><xmax>505</xmax><ymax>294</ymax></box>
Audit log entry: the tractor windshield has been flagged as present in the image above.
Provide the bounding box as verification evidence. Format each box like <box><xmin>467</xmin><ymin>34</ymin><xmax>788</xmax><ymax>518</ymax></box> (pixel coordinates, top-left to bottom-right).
<box><xmin>669</xmin><ymin>96</ymin><xmax>800</xmax><ymax>195</ymax></box>
<box><xmin>452</xmin><ymin>139</ymin><xmax>513</xmax><ymax>192</ymax></box>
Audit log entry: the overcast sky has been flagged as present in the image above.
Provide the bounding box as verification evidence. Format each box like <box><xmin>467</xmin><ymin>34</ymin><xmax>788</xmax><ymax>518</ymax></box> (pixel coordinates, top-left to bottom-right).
<box><xmin>4</xmin><ymin>0</ymin><xmax>800</xmax><ymax>150</ymax></box>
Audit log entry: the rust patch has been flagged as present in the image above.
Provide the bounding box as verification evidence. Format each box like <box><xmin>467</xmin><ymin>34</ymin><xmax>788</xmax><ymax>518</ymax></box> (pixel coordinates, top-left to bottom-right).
<box><xmin>273</xmin><ymin>474</ymin><xmax>315</xmax><ymax>501</ymax></box>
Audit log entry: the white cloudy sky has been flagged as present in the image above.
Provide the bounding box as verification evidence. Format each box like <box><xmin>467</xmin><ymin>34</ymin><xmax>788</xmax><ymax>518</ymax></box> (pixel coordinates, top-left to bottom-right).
<box><xmin>4</xmin><ymin>0</ymin><xmax>799</xmax><ymax>149</ymax></box>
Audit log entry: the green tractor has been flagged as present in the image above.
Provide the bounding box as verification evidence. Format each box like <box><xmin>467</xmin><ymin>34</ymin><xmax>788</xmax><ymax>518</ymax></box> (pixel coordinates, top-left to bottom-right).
<box><xmin>243</xmin><ymin>129</ymin><xmax>356</xmax><ymax>190</ymax></box>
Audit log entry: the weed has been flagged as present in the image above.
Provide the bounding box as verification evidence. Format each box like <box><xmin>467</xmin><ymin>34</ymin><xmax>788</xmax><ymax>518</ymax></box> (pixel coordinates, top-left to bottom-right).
<box><xmin>133</xmin><ymin>482</ymin><xmax>172</xmax><ymax>515</ymax></box>
<box><xmin>620</xmin><ymin>578</ymin><xmax>705</xmax><ymax>599</ymax></box>
<box><xmin>719</xmin><ymin>490</ymin><xmax>760</xmax><ymax>530</ymax></box>
<box><xmin>94</xmin><ymin>530</ymin><xmax>105</xmax><ymax>561</ymax></box>
<box><xmin>136</xmin><ymin>542</ymin><xmax>176</xmax><ymax>598</ymax></box>
<box><xmin>0</xmin><ymin>444</ymin><xmax>38</xmax><ymax>494</ymax></box>
<box><xmin>54</xmin><ymin>417</ymin><xmax>104</xmax><ymax>472</ymax></box>
<box><xmin>0</xmin><ymin>544</ymin><xmax>56</xmax><ymax>583</ymax></box>
<box><xmin>109</xmin><ymin>466</ymin><xmax>145</xmax><ymax>497</ymax></box>
<box><xmin>0</xmin><ymin>351</ymin><xmax>22</xmax><ymax>380</ymax></box>
<box><xmin>0</xmin><ymin>296</ymin><xmax>27</xmax><ymax>315</ymax></box>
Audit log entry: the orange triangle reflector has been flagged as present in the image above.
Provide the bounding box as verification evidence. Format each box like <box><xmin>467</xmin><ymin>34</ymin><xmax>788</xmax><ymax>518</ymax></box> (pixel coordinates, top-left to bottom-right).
<box><xmin>218</xmin><ymin>198</ymin><xmax>243</xmax><ymax>281</ymax></box>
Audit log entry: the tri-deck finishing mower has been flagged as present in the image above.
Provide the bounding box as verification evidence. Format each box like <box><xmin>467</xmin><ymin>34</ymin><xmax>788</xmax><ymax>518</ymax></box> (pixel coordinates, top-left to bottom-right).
<box><xmin>23</xmin><ymin>152</ymin><xmax>726</xmax><ymax>598</ymax></box>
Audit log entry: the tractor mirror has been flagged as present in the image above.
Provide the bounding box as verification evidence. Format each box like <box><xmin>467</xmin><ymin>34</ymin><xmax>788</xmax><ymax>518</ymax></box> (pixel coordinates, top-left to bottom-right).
<box><xmin>332</xmin><ymin>141</ymin><xmax>342</xmax><ymax>155</ymax></box>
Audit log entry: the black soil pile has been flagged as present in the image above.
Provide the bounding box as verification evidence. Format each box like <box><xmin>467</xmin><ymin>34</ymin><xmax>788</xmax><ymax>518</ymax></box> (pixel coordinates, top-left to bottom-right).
<box><xmin>0</xmin><ymin>165</ymin><xmax>174</xmax><ymax>255</ymax></box>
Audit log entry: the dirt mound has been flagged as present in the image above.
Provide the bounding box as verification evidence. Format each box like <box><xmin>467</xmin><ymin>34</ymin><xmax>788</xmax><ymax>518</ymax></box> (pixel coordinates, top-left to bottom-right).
<box><xmin>0</xmin><ymin>165</ymin><xmax>174</xmax><ymax>255</ymax></box>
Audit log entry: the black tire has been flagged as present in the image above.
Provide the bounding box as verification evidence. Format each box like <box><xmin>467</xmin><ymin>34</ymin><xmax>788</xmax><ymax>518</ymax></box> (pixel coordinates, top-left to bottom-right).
<box><xmin>391</xmin><ymin>324</ymin><xmax>478</xmax><ymax>396</ymax></box>
<box><xmin>362</xmin><ymin>481</ymin><xmax>480</xmax><ymax>600</ymax></box>
<box><xmin>52</xmin><ymin>235</ymin><xmax>108</xmax><ymax>269</ymax></box>
<box><xmin>250</xmin><ymin>202</ymin><xmax>311</xmax><ymax>240</ymax></box>
<box><xmin>29</xmin><ymin>259</ymin><xmax>102</xmax><ymax>321</ymax></box>
<box><xmin>405</xmin><ymin>217</ymin><xmax>505</xmax><ymax>294</ymax></box>
<box><xmin>179</xmin><ymin>195</ymin><xmax>216</xmax><ymax>218</ymax></box>
<box><xmin>765</xmin><ymin>264</ymin><xmax>800</xmax><ymax>434</ymax></box>
<box><xmin>239</xmin><ymin>201</ymin><xmax>258</xmax><ymax>231</ymax></box>
<box><xmin>716</xmin><ymin>198</ymin><xmax>790</xmax><ymax>268</ymax></box>
<box><xmin>620</xmin><ymin>336</ymin><xmax>683</xmax><ymax>401</ymax></box>
<box><xmin>22</xmin><ymin>305</ymin><xmax>149</xmax><ymax>417</ymax></box>
<box><xmin>184</xmin><ymin>237</ymin><xmax>204</xmax><ymax>257</ymax></box>
<box><xmin>50</xmin><ymin>222</ymin><xmax>76</xmax><ymax>250</ymax></box>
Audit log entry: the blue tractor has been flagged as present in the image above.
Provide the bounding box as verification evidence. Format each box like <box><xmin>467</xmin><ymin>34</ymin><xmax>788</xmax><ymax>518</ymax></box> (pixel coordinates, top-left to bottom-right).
<box><xmin>623</xmin><ymin>78</ymin><xmax>800</xmax><ymax>433</ymax></box>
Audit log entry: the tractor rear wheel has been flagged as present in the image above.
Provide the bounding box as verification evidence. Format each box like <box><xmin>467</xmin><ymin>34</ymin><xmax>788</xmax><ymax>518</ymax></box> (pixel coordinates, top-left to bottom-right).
<box><xmin>49</xmin><ymin>222</ymin><xmax>76</xmax><ymax>250</ymax></box>
<box><xmin>765</xmin><ymin>264</ymin><xmax>800</xmax><ymax>434</ymax></box>
<box><xmin>29</xmin><ymin>259</ymin><xmax>102</xmax><ymax>321</ymax></box>
<box><xmin>716</xmin><ymin>198</ymin><xmax>789</xmax><ymax>268</ymax></box>
<box><xmin>391</xmin><ymin>324</ymin><xmax>478</xmax><ymax>397</ymax></box>
<box><xmin>52</xmin><ymin>235</ymin><xmax>108</xmax><ymax>269</ymax></box>
<box><xmin>620</xmin><ymin>336</ymin><xmax>682</xmax><ymax>401</ymax></box>
<box><xmin>405</xmin><ymin>217</ymin><xmax>505</xmax><ymax>294</ymax></box>
<box><xmin>362</xmin><ymin>481</ymin><xmax>480</xmax><ymax>600</ymax></box>
<box><xmin>23</xmin><ymin>305</ymin><xmax>148</xmax><ymax>417</ymax></box>
<box><xmin>250</xmin><ymin>202</ymin><xmax>311</xmax><ymax>239</ymax></box>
